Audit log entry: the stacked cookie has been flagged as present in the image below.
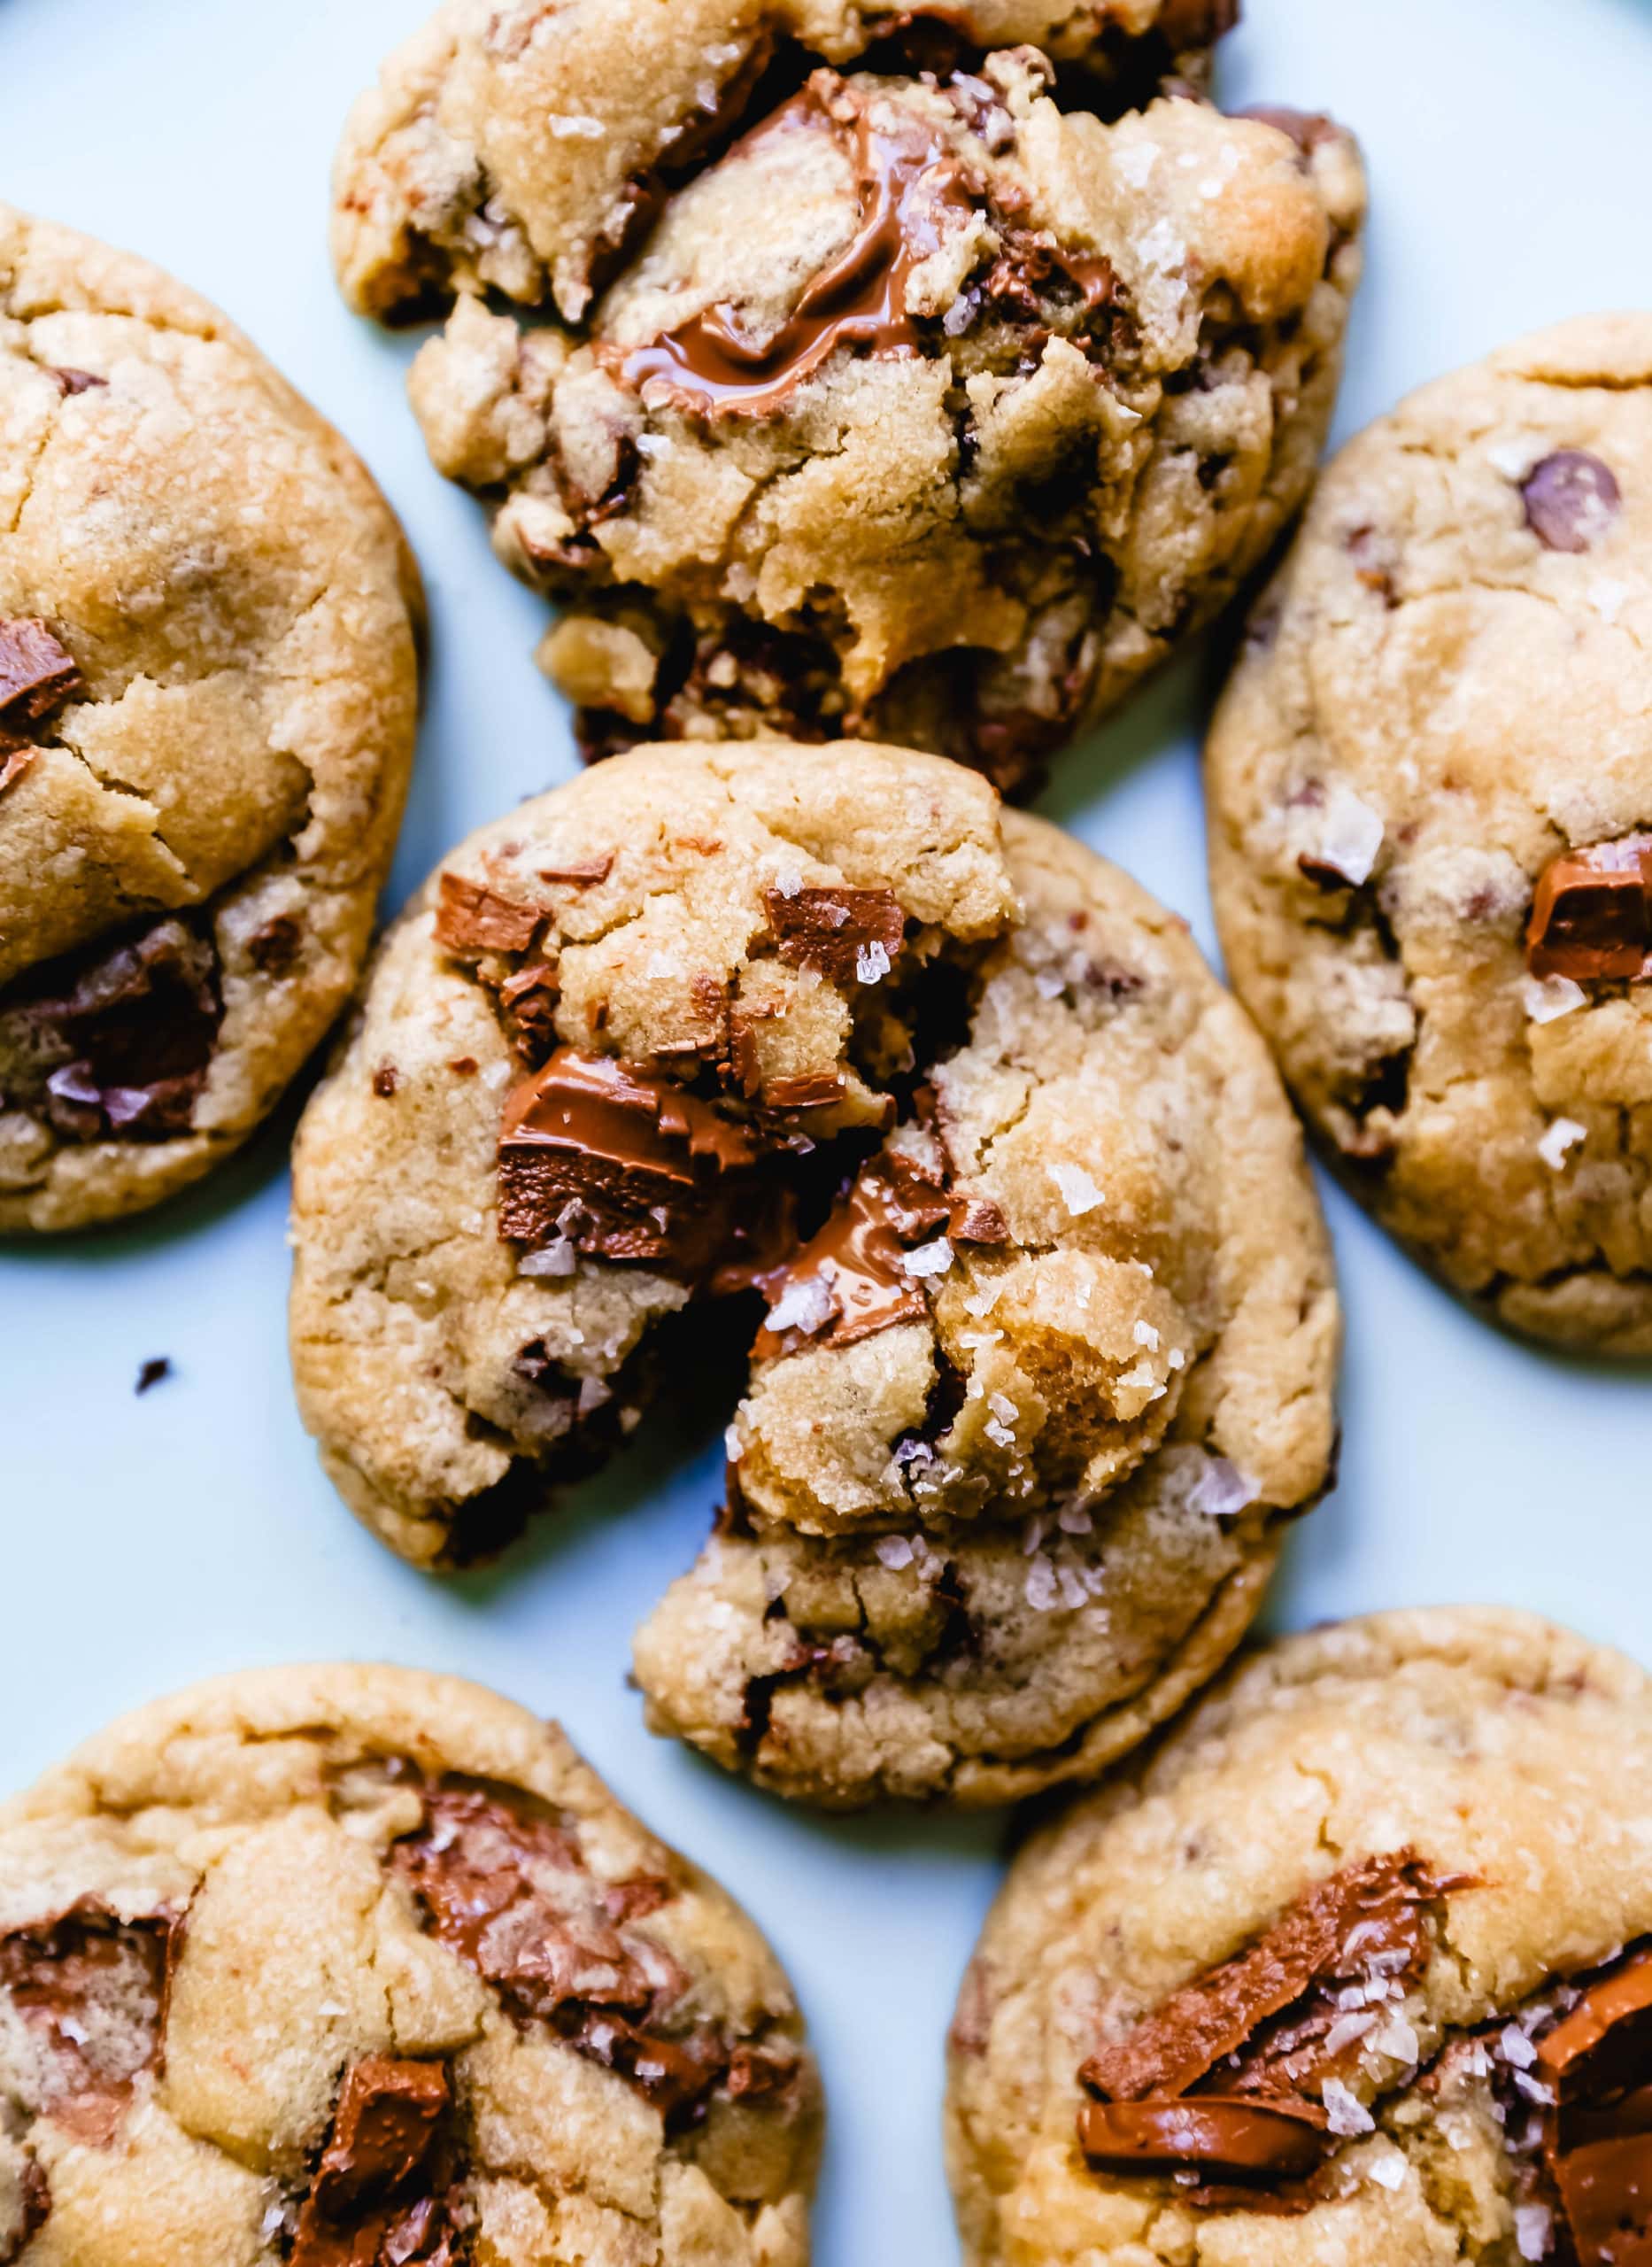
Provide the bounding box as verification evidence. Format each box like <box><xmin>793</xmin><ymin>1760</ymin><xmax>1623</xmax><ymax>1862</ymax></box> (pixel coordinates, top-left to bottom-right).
<box><xmin>4</xmin><ymin>1</ymin><xmax>1652</xmax><ymax>2264</ymax></box>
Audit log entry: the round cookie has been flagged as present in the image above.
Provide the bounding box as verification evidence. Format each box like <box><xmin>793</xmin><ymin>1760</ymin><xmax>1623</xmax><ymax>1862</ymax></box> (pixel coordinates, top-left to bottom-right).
<box><xmin>288</xmin><ymin>741</ymin><xmax>1338</xmax><ymax>1807</ymax></box>
<box><xmin>333</xmin><ymin>4</ymin><xmax>1363</xmax><ymax>793</ymax></box>
<box><xmin>1207</xmin><ymin>315</ymin><xmax>1652</xmax><ymax>1354</ymax></box>
<box><xmin>946</xmin><ymin>1607</ymin><xmax>1652</xmax><ymax>2267</ymax></box>
<box><xmin>636</xmin><ymin>809</ymin><xmax>1339</xmax><ymax>1807</ymax></box>
<box><xmin>0</xmin><ymin>1664</ymin><xmax>819</xmax><ymax>2267</ymax></box>
<box><xmin>0</xmin><ymin>204</ymin><xmax>421</xmax><ymax>1233</ymax></box>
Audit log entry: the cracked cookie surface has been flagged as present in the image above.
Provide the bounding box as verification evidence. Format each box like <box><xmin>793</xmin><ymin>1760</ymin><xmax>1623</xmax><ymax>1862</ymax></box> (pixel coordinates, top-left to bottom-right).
<box><xmin>0</xmin><ymin>203</ymin><xmax>420</xmax><ymax>1232</ymax></box>
<box><xmin>946</xmin><ymin>1606</ymin><xmax>1652</xmax><ymax>2265</ymax></box>
<box><xmin>333</xmin><ymin>2</ymin><xmax>1362</xmax><ymax>793</ymax></box>
<box><xmin>0</xmin><ymin>1663</ymin><xmax>818</xmax><ymax>2267</ymax></box>
<box><xmin>1207</xmin><ymin>315</ymin><xmax>1652</xmax><ymax>1354</ymax></box>
<box><xmin>289</xmin><ymin>743</ymin><xmax>1335</xmax><ymax>1807</ymax></box>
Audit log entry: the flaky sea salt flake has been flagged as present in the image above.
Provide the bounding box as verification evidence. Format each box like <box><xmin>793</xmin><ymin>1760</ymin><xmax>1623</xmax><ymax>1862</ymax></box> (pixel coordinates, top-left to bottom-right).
<box><xmin>1049</xmin><ymin>1161</ymin><xmax>1104</xmax><ymax>1217</ymax></box>
<box><xmin>1322</xmin><ymin>2078</ymin><xmax>1374</xmax><ymax>2137</ymax></box>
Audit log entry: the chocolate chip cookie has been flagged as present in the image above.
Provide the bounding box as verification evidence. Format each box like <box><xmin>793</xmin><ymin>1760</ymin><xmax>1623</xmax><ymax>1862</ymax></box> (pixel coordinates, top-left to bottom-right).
<box><xmin>289</xmin><ymin>740</ymin><xmax>1337</xmax><ymax>1805</ymax></box>
<box><xmin>946</xmin><ymin>1607</ymin><xmax>1652</xmax><ymax>2267</ymax></box>
<box><xmin>0</xmin><ymin>1663</ymin><xmax>819</xmax><ymax>2267</ymax></box>
<box><xmin>1207</xmin><ymin>316</ymin><xmax>1652</xmax><ymax>1354</ymax></box>
<box><xmin>0</xmin><ymin>204</ymin><xmax>421</xmax><ymax>1232</ymax></box>
<box><xmin>332</xmin><ymin>3</ymin><xmax>1363</xmax><ymax>793</ymax></box>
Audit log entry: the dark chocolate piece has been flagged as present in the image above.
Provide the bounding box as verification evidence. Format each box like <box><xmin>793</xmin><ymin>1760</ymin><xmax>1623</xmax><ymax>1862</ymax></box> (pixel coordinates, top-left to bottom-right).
<box><xmin>246</xmin><ymin>915</ymin><xmax>303</xmax><ymax>974</ymax></box>
<box><xmin>435</xmin><ymin>872</ymin><xmax>543</xmax><ymax>955</ymax></box>
<box><xmin>1078</xmin><ymin>2095</ymin><xmax>1329</xmax><ymax>2182</ymax></box>
<box><xmin>1526</xmin><ymin>839</ymin><xmax>1652</xmax><ymax>983</ymax></box>
<box><xmin>1522</xmin><ymin>451</ymin><xmax>1621</xmax><ymax>554</ymax></box>
<box><xmin>763</xmin><ymin>884</ymin><xmax>906</xmax><ymax>984</ymax></box>
<box><xmin>610</xmin><ymin>81</ymin><xmax>977</xmax><ymax>419</ymax></box>
<box><xmin>289</xmin><ymin>2057</ymin><xmax>458</xmax><ymax>2267</ymax></box>
<box><xmin>1532</xmin><ymin>1948</ymin><xmax>1652</xmax><ymax>2267</ymax></box>
<box><xmin>497</xmin><ymin>1046</ymin><xmax>791</xmax><ymax>1287</ymax></box>
<box><xmin>0</xmin><ymin>619</ymin><xmax>80</xmax><ymax>731</ymax></box>
<box><xmin>0</xmin><ymin>1901</ymin><xmax>177</xmax><ymax>2147</ymax></box>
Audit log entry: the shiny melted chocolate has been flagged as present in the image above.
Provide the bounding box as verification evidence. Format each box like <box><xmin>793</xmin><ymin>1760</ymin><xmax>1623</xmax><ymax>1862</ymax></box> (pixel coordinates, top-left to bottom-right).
<box><xmin>1526</xmin><ymin>838</ymin><xmax>1652</xmax><ymax>984</ymax></box>
<box><xmin>497</xmin><ymin>1045</ymin><xmax>791</xmax><ymax>1288</ymax></box>
<box><xmin>1534</xmin><ymin>1946</ymin><xmax>1652</xmax><ymax>2266</ymax></box>
<box><xmin>610</xmin><ymin>79</ymin><xmax>977</xmax><ymax>418</ymax></box>
<box><xmin>289</xmin><ymin>2057</ymin><xmax>459</xmax><ymax>2267</ymax></box>
<box><xmin>1078</xmin><ymin>1853</ymin><xmax>1461</xmax><ymax>2189</ymax></box>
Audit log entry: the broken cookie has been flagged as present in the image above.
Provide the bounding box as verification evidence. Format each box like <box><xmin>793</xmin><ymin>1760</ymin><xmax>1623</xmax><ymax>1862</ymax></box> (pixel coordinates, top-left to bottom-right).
<box><xmin>0</xmin><ymin>204</ymin><xmax>421</xmax><ymax>1232</ymax></box>
<box><xmin>0</xmin><ymin>1664</ymin><xmax>818</xmax><ymax>2267</ymax></box>
<box><xmin>332</xmin><ymin>0</ymin><xmax>1363</xmax><ymax>793</ymax></box>
<box><xmin>289</xmin><ymin>741</ymin><xmax>1338</xmax><ymax>1806</ymax></box>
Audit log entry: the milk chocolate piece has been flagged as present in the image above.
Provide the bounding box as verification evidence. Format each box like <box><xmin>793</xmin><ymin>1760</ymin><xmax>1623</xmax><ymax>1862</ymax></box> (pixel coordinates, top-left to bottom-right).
<box><xmin>1526</xmin><ymin>839</ymin><xmax>1652</xmax><ymax>983</ymax></box>
<box><xmin>50</xmin><ymin>368</ymin><xmax>106</xmax><ymax>397</ymax></box>
<box><xmin>0</xmin><ymin>1901</ymin><xmax>177</xmax><ymax>2147</ymax></box>
<box><xmin>763</xmin><ymin>884</ymin><xmax>906</xmax><ymax>983</ymax></box>
<box><xmin>497</xmin><ymin>1046</ymin><xmax>789</xmax><ymax>1287</ymax></box>
<box><xmin>537</xmin><ymin>855</ymin><xmax>614</xmax><ymax>886</ymax></box>
<box><xmin>612</xmin><ymin>81</ymin><xmax>977</xmax><ymax>419</ymax></box>
<box><xmin>1078</xmin><ymin>2096</ymin><xmax>1329</xmax><ymax>2181</ymax></box>
<box><xmin>1523</xmin><ymin>450</ymin><xmax>1621</xmax><ymax>554</ymax></box>
<box><xmin>1530</xmin><ymin>1948</ymin><xmax>1652</xmax><ymax>2266</ymax></box>
<box><xmin>1</xmin><ymin>2155</ymin><xmax>49</xmax><ymax>2266</ymax></box>
<box><xmin>760</xmin><ymin>1071</ymin><xmax>847</xmax><ymax>1110</ymax></box>
<box><xmin>0</xmin><ymin>747</ymin><xmax>34</xmax><ymax>797</ymax></box>
<box><xmin>290</xmin><ymin>2057</ymin><xmax>456</xmax><ymax>2267</ymax></box>
<box><xmin>0</xmin><ymin>619</ymin><xmax>80</xmax><ymax>730</ymax></box>
<box><xmin>435</xmin><ymin>872</ymin><xmax>543</xmax><ymax>954</ymax></box>
<box><xmin>1081</xmin><ymin>1853</ymin><xmax>1449</xmax><ymax>2106</ymax></box>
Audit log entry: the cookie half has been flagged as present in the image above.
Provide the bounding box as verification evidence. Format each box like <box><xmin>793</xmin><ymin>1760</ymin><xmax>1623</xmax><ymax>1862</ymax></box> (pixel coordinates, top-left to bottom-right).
<box><xmin>946</xmin><ymin>1606</ymin><xmax>1652</xmax><ymax>2267</ymax></box>
<box><xmin>635</xmin><ymin>809</ymin><xmax>1338</xmax><ymax>1807</ymax></box>
<box><xmin>289</xmin><ymin>742</ymin><xmax>1337</xmax><ymax>1806</ymax></box>
<box><xmin>1208</xmin><ymin>315</ymin><xmax>1652</xmax><ymax>1353</ymax></box>
<box><xmin>0</xmin><ymin>1664</ymin><xmax>819</xmax><ymax>2267</ymax></box>
<box><xmin>0</xmin><ymin>205</ymin><xmax>421</xmax><ymax>1232</ymax></box>
<box><xmin>333</xmin><ymin>3</ymin><xmax>1363</xmax><ymax>793</ymax></box>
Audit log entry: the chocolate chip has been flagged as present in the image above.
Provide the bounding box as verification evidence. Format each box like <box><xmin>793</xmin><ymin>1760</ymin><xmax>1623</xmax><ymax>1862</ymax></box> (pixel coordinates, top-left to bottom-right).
<box><xmin>763</xmin><ymin>884</ymin><xmax>906</xmax><ymax>984</ymax></box>
<box><xmin>246</xmin><ymin>914</ymin><xmax>303</xmax><ymax>974</ymax></box>
<box><xmin>0</xmin><ymin>620</ymin><xmax>80</xmax><ymax>731</ymax></box>
<box><xmin>434</xmin><ymin>872</ymin><xmax>543</xmax><ymax>955</ymax></box>
<box><xmin>1522</xmin><ymin>451</ymin><xmax>1621</xmax><ymax>553</ymax></box>
<box><xmin>1526</xmin><ymin>838</ymin><xmax>1652</xmax><ymax>982</ymax></box>
<box><xmin>135</xmin><ymin>1358</ymin><xmax>172</xmax><ymax>1396</ymax></box>
<box><xmin>372</xmin><ymin>1064</ymin><xmax>400</xmax><ymax>1099</ymax></box>
<box><xmin>50</xmin><ymin>368</ymin><xmax>107</xmax><ymax>397</ymax></box>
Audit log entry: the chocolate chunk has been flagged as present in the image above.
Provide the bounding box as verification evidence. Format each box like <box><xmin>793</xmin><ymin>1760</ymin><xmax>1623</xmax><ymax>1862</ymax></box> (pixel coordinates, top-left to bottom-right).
<box><xmin>1161</xmin><ymin>0</ymin><xmax>1242</xmax><ymax>43</ymax></box>
<box><xmin>609</xmin><ymin>81</ymin><xmax>978</xmax><ymax>419</ymax></box>
<box><xmin>1532</xmin><ymin>1949</ymin><xmax>1652</xmax><ymax>2267</ymax></box>
<box><xmin>1078</xmin><ymin>2096</ymin><xmax>1328</xmax><ymax>2181</ymax></box>
<box><xmin>763</xmin><ymin>884</ymin><xmax>906</xmax><ymax>984</ymax></box>
<box><xmin>753</xmin><ymin>1149</ymin><xmax>965</xmax><ymax>1358</ymax></box>
<box><xmin>289</xmin><ymin>2058</ymin><xmax>457</xmax><ymax>2267</ymax></box>
<box><xmin>1526</xmin><ymin>838</ymin><xmax>1652</xmax><ymax>983</ymax></box>
<box><xmin>1239</xmin><ymin>104</ymin><xmax>1340</xmax><ymax>159</ymax></box>
<box><xmin>434</xmin><ymin>872</ymin><xmax>543</xmax><ymax>955</ymax></box>
<box><xmin>3</xmin><ymin>917</ymin><xmax>221</xmax><ymax>1144</ymax></box>
<box><xmin>372</xmin><ymin>1064</ymin><xmax>400</xmax><ymax>1099</ymax></box>
<box><xmin>950</xmin><ymin>1195</ymin><xmax>1008</xmax><ymax>1245</ymax></box>
<box><xmin>0</xmin><ymin>620</ymin><xmax>80</xmax><ymax>731</ymax></box>
<box><xmin>537</xmin><ymin>855</ymin><xmax>614</xmax><ymax>886</ymax></box>
<box><xmin>497</xmin><ymin>959</ymin><xmax>560</xmax><ymax>1056</ymax></box>
<box><xmin>135</xmin><ymin>1357</ymin><xmax>171</xmax><ymax>1395</ymax></box>
<box><xmin>50</xmin><ymin>368</ymin><xmax>107</xmax><ymax>397</ymax></box>
<box><xmin>0</xmin><ymin>1902</ymin><xmax>177</xmax><ymax>2147</ymax></box>
<box><xmin>497</xmin><ymin>1046</ymin><xmax>791</xmax><ymax>1288</ymax></box>
<box><xmin>1522</xmin><ymin>450</ymin><xmax>1621</xmax><ymax>553</ymax></box>
<box><xmin>247</xmin><ymin>914</ymin><xmax>303</xmax><ymax>974</ymax></box>
<box><xmin>0</xmin><ymin>2155</ymin><xmax>50</xmax><ymax>2266</ymax></box>
<box><xmin>0</xmin><ymin>747</ymin><xmax>35</xmax><ymax>797</ymax></box>
<box><xmin>760</xmin><ymin>1072</ymin><xmax>847</xmax><ymax>1111</ymax></box>
<box><xmin>1081</xmin><ymin>1853</ymin><xmax>1452</xmax><ymax>2107</ymax></box>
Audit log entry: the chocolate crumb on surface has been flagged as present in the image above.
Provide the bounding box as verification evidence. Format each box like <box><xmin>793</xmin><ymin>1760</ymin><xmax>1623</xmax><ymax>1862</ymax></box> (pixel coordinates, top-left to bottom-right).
<box><xmin>135</xmin><ymin>1358</ymin><xmax>172</xmax><ymax>1396</ymax></box>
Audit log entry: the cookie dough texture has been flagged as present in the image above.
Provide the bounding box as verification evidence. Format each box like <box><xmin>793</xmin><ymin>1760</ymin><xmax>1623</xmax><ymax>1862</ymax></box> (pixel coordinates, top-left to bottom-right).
<box><xmin>946</xmin><ymin>1607</ymin><xmax>1652</xmax><ymax>2266</ymax></box>
<box><xmin>0</xmin><ymin>1664</ymin><xmax>818</xmax><ymax>2266</ymax></box>
<box><xmin>289</xmin><ymin>740</ymin><xmax>1337</xmax><ymax>1807</ymax></box>
<box><xmin>0</xmin><ymin>204</ymin><xmax>420</xmax><ymax>1232</ymax></box>
<box><xmin>333</xmin><ymin>2</ymin><xmax>1363</xmax><ymax>792</ymax></box>
<box><xmin>1207</xmin><ymin>316</ymin><xmax>1652</xmax><ymax>1353</ymax></box>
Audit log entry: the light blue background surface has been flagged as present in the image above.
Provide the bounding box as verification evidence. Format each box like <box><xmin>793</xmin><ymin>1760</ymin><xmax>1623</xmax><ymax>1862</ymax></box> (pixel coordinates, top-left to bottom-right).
<box><xmin>2</xmin><ymin>0</ymin><xmax>1649</xmax><ymax>2255</ymax></box>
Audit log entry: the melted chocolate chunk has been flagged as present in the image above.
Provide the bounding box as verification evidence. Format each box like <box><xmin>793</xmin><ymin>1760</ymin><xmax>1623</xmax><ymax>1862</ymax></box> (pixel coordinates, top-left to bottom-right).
<box><xmin>391</xmin><ymin>1780</ymin><xmax>793</xmax><ymax>2130</ymax></box>
<box><xmin>610</xmin><ymin>79</ymin><xmax>977</xmax><ymax>419</ymax></box>
<box><xmin>1078</xmin><ymin>1854</ymin><xmax>1462</xmax><ymax>2193</ymax></box>
<box><xmin>0</xmin><ymin>619</ymin><xmax>80</xmax><ymax>731</ymax></box>
<box><xmin>760</xmin><ymin>1071</ymin><xmax>848</xmax><ymax>1111</ymax></box>
<box><xmin>3</xmin><ymin>916</ymin><xmax>222</xmax><ymax>1143</ymax></box>
<box><xmin>763</xmin><ymin>884</ymin><xmax>906</xmax><ymax>983</ymax></box>
<box><xmin>435</xmin><ymin>873</ymin><xmax>543</xmax><ymax>955</ymax></box>
<box><xmin>1522</xmin><ymin>451</ymin><xmax>1622</xmax><ymax>554</ymax></box>
<box><xmin>1526</xmin><ymin>838</ymin><xmax>1652</xmax><ymax>983</ymax></box>
<box><xmin>1532</xmin><ymin>1948</ymin><xmax>1652</xmax><ymax>2266</ymax></box>
<box><xmin>0</xmin><ymin>2154</ymin><xmax>50</xmax><ymax>2266</ymax></box>
<box><xmin>0</xmin><ymin>1902</ymin><xmax>177</xmax><ymax>2147</ymax></box>
<box><xmin>289</xmin><ymin>2058</ymin><xmax>459</xmax><ymax>2267</ymax></box>
<box><xmin>497</xmin><ymin>1046</ymin><xmax>792</xmax><ymax>1287</ymax></box>
<box><xmin>1077</xmin><ymin>2095</ymin><xmax>1328</xmax><ymax>2182</ymax></box>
